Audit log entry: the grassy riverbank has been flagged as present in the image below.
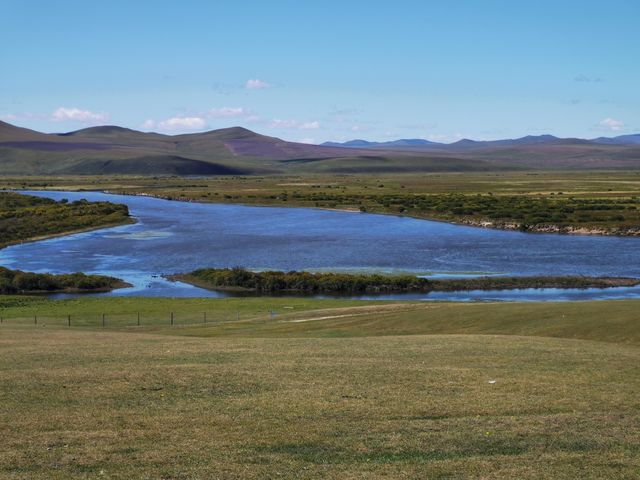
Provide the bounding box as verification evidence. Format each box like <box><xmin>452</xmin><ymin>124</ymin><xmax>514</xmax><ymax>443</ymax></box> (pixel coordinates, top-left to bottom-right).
<box><xmin>1</xmin><ymin>297</ymin><xmax>640</xmax><ymax>478</ymax></box>
<box><xmin>0</xmin><ymin>191</ymin><xmax>133</xmax><ymax>248</ymax></box>
<box><xmin>3</xmin><ymin>171</ymin><xmax>640</xmax><ymax>235</ymax></box>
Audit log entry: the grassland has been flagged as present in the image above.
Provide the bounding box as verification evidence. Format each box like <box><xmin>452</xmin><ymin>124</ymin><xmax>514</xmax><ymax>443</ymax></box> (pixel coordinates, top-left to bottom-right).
<box><xmin>1</xmin><ymin>296</ymin><xmax>640</xmax><ymax>478</ymax></box>
<box><xmin>4</xmin><ymin>171</ymin><xmax>640</xmax><ymax>234</ymax></box>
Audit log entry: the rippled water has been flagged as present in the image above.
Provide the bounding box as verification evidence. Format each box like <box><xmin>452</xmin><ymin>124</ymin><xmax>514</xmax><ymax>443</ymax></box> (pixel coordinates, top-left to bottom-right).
<box><xmin>2</xmin><ymin>190</ymin><xmax>640</xmax><ymax>301</ymax></box>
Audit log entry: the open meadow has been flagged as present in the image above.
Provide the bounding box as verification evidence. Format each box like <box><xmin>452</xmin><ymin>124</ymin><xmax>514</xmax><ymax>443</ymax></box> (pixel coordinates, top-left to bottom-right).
<box><xmin>1</xmin><ymin>296</ymin><xmax>639</xmax><ymax>478</ymax></box>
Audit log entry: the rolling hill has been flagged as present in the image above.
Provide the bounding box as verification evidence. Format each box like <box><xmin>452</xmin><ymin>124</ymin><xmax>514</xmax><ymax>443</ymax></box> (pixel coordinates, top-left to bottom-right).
<box><xmin>0</xmin><ymin>120</ymin><xmax>639</xmax><ymax>175</ymax></box>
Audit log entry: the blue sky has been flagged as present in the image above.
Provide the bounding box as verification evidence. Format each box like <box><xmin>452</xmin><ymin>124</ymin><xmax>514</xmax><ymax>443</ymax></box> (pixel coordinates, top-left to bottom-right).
<box><xmin>1</xmin><ymin>0</ymin><xmax>638</xmax><ymax>143</ymax></box>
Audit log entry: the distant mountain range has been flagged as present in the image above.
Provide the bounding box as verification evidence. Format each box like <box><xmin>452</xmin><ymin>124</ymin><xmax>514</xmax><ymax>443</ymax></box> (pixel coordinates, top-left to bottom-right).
<box><xmin>323</xmin><ymin>133</ymin><xmax>640</xmax><ymax>149</ymax></box>
<box><xmin>0</xmin><ymin>120</ymin><xmax>639</xmax><ymax>175</ymax></box>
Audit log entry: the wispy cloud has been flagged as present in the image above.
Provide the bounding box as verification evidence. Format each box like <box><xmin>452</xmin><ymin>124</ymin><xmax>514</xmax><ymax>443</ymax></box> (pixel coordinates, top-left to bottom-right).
<box><xmin>425</xmin><ymin>133</ymin><xmax>465</xmax><ymax>143</ymax></box>
<box><xmin>51</xmin><ymin>107</ymin><xmax>109</xmax><ymax>123</ymax></box>
<box><xmin>207</xmin><ymin>107</ymin><xmax>247</xmax><ymax>118</ymax></box>
<box><xmin>140</xmin><ymin>119</ymin><xmax>157</xmax><ymax>130</ymax></box>
<box><xmin>268</xmin><ymin>119</ymin><xmax>321</xmax><ymax>130</ymax></box>
<box><xmin>245</xmin><ymin>79</ymin><xmax>271</xmax><ymax>89</ymax></box>
<box><xmin>575</xmin><ymin>74</ymin><xmax>604</xmax><ymax>83</ymax></box>
<box><xmin>300</xmin><ymin>121</ymin><xmax>320</xmax><ymax>130</ymax></box>
<box><xmin>141</xmin><ymin>107</ymin><xmax>249</xmax><ymax>132</ymax></box>
<box><xmin>155</xmin><ymin>116</ymin><xmax>207</xmax><ymax>132</ymax></box>
<box><xmin>328</xmin><ymin>107</ymin><xmax>361</xmax><ymax>116</ymax></box>
<box><xmin>598</xmin><ymin>117</ymin><xmax>625</xmax><ymax>131</ymax></box>
<box><xmin>269</xmin><ymin>118</ymin><xmax>298</xmax><ymax>129</ymax></box>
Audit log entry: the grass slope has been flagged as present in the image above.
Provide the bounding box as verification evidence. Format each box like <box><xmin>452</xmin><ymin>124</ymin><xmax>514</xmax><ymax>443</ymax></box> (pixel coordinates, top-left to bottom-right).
<box><xmin>1</xmin><ymin>298</ymin><xmax>640</xmax><ymax>478</ymax></box>
<box><xmin>2</xmin><ymin>296</ymin><xmax>640</xmax><ymax>344</ymax></box>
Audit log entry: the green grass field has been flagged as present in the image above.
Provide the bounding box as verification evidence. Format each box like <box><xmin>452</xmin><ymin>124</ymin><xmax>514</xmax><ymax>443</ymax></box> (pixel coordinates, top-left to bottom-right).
<box><xmin>1</xmin><ymin>296</ymin><xmax>640</xmax><ymax>478</ymax></box>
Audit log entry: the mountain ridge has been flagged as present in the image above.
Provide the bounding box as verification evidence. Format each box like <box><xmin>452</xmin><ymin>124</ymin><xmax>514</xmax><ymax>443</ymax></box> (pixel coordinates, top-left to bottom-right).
<box><xmin>1</xmin><ymin>121</ymin><xmax>639</xmax><ymax>175</ymax></box>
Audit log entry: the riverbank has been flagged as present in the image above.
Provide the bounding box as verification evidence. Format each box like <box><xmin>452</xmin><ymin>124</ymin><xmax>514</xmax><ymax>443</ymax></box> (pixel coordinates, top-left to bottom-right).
<box><xmin>101</xmin><ymin>189</ymin><xmax>640</xmax><ymax>237</ymax></box>
<box><xmin>4</xmin><ymin>171</ymin><xmax>640</xmax><ymax>237</ymax></box>
<box><xmin>0</xmin><ymin>218</ymin><xmax>136</xmax><ymax>250</ymax></box>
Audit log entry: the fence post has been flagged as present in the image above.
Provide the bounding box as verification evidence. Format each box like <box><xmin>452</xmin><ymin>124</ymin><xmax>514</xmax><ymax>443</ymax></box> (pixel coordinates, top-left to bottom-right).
<box><xmin>137</xmin><ymin>312</ymin><xmax>140</xmax><ymax>326</ymax></box>
<box><xmin>68</xmin><ymin>315</ymin><xmax>71</xmax><ymax>327</ymax></box>
<box><xmin>204</xmin><ymin>312</ymin><xmax>207</xmax><ymax>324</ymax></box>
<box><xmin>236</xmin><ymin>311</ymin><xmax>239</xmax><ymax>322</ymax></box>
<box><xmin>102</xmin><ymin>313</ymin><xmax>105</xmax><ymax>328</ymax></box>
<box><xmin>34</xmin><ymin>315</ymin><xmax>37</xmax><ymax>325</ymax></box>
<box><xmin>171</xmin><ymin>312</ymin><xmax>174</xmax><ymax>325</ymax></box>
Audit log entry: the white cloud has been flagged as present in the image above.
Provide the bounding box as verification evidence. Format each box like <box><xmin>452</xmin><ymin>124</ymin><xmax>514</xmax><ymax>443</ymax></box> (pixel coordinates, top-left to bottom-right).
<box><xmin>269</xmin><ymin>118</ymin><xmax>298</xmax><ymax>129</ymax></box>
<box><xmin>207</xmin><ymin>107</ymin><xmax>246</xmax><ymax>118</ymax></box>
<box><xmin>51</xmin><ymin>107</ymin><xmax>109</xmax><ymax>123</ymax></box>
<box><xmin>298</xmin><ymin>138</ymin><xmax>316</xmax><ymax>144</ymax></box>
<box><xmin>598</xmin><ymin>117</ymin><xmax>625</xmax><ymax>131</ymax></box>
<box><xmin>300</xmin><ymin>121</ymin><xmax>320</xmax><ymax>130</ymax></box>
<box><xmin>140</xmin><ymin>119</ymin><xmax>156</xmax><ymax>130</ymax></box>
<box><xmin>268</xmin><ymin>119</ymin><xmax>321</xmax><ymax>130</ymax></box>
<box><xmin>245</xmin><ymin>79</ymin><xmax>271</xmax><ymax>89</ymax></box>
<box><xmin>157</xmin><ymin>116</ymin><xmax>207</xmax><ymax>132</ymax></box>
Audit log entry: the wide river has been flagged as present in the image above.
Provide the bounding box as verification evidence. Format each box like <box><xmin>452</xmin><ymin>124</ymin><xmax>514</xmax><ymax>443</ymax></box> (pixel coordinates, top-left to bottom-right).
<box><xmin>3</xmin><ymin>190</ymin><xmax>640</xmax><ymax>301</ymax></box>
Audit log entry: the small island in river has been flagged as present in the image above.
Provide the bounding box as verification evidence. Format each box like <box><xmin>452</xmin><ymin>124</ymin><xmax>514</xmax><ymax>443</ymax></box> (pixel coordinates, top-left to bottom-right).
<box><xmin>0</xmin><ymin>267</ymin><xmax>130</xmax><ymax>294</ymax></box>
<box><xmin>170</xmin><ymin>268</ymin><xmax>640</xmax><ymax>295</ymax></box>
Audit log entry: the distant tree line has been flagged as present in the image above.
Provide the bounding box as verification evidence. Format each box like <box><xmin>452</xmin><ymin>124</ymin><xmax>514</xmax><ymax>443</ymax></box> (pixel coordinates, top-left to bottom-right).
<box><xmin>0</xmin><ymin>267</ymin><xmax>128</xmax><ymax>294</ymax></box>
<box><xmin>0</xmin><ymin>192</ymin><xmax>131</xmax><ymax>248</ymax></box>
<box><xmin>175</xmin><ymin>268</ymin><xmax>638</xmax><ymax>294</ymax></box>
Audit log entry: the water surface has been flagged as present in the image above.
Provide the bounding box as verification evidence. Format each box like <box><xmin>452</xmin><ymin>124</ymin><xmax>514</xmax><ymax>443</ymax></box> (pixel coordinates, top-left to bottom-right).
<box><xmin>2</xmin><ymin>190</ymin><xmax>640</xmax><ymax>301</ymax></box>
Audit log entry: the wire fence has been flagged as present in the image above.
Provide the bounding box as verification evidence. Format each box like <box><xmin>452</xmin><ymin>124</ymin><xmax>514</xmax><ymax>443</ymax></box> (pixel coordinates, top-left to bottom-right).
<box><xmin>0</xmin><ymin>309</ymin><xmax>281</xmax><ymax>328</ymax></box>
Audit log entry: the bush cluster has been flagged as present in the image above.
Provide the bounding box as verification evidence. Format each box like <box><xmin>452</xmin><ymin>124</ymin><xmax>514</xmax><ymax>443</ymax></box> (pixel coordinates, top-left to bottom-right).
<box><xmin>0</xmin><ymin>267</ymin><xmax>124</xmax><ymax>294</ymax></box>
<box><xmin>0</xmin><ymin>192</ymin><xmax>131</xmax><ymax>247</ymax></box>
<box><xmin>185</xmin><ymin>268</ymin><xmax>636</xmax><ymax>294</ymax></box>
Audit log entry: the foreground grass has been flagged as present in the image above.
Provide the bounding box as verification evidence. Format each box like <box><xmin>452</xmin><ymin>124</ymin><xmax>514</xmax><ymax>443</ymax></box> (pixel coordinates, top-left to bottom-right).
<box><xmin>2</xmin><ymin>297</ymin><xmax>640</xmax><ymax>478</ymax></box>
<box><xmin>1</xmin><ymin>328</ymin><xmax>639</xmax><ymax>479</ymax></box>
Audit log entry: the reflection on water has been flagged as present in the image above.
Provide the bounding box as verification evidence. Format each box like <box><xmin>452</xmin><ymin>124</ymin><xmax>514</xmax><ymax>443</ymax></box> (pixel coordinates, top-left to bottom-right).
<box><xmin>2</xmin><ymin>189</ymin><xmax>640</xmax><ymax>302</ymax></box>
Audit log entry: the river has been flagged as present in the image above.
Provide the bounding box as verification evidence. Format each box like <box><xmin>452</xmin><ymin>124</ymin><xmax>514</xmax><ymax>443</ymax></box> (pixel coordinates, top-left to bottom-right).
<box><xmin>2</xmin><ymin>190</ymin><xmax>640</xmax><ymax>301</ymax></box>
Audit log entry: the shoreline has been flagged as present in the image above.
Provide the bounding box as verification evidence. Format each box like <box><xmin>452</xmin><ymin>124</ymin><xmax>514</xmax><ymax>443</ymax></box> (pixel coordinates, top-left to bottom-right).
<box><xmin>0</xmin><ymin>218</ymin><xmax>136</xmax><ymax>250</ymax></box>
<box><xmin>26</xmin><ymin>187</ymin><xmax>639</xmax><ymax>238</ymax></box>
<box><xmin>6</xmin><ymin>280</ymin><xmax>133</xmax><ymax>296</ymax></box>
